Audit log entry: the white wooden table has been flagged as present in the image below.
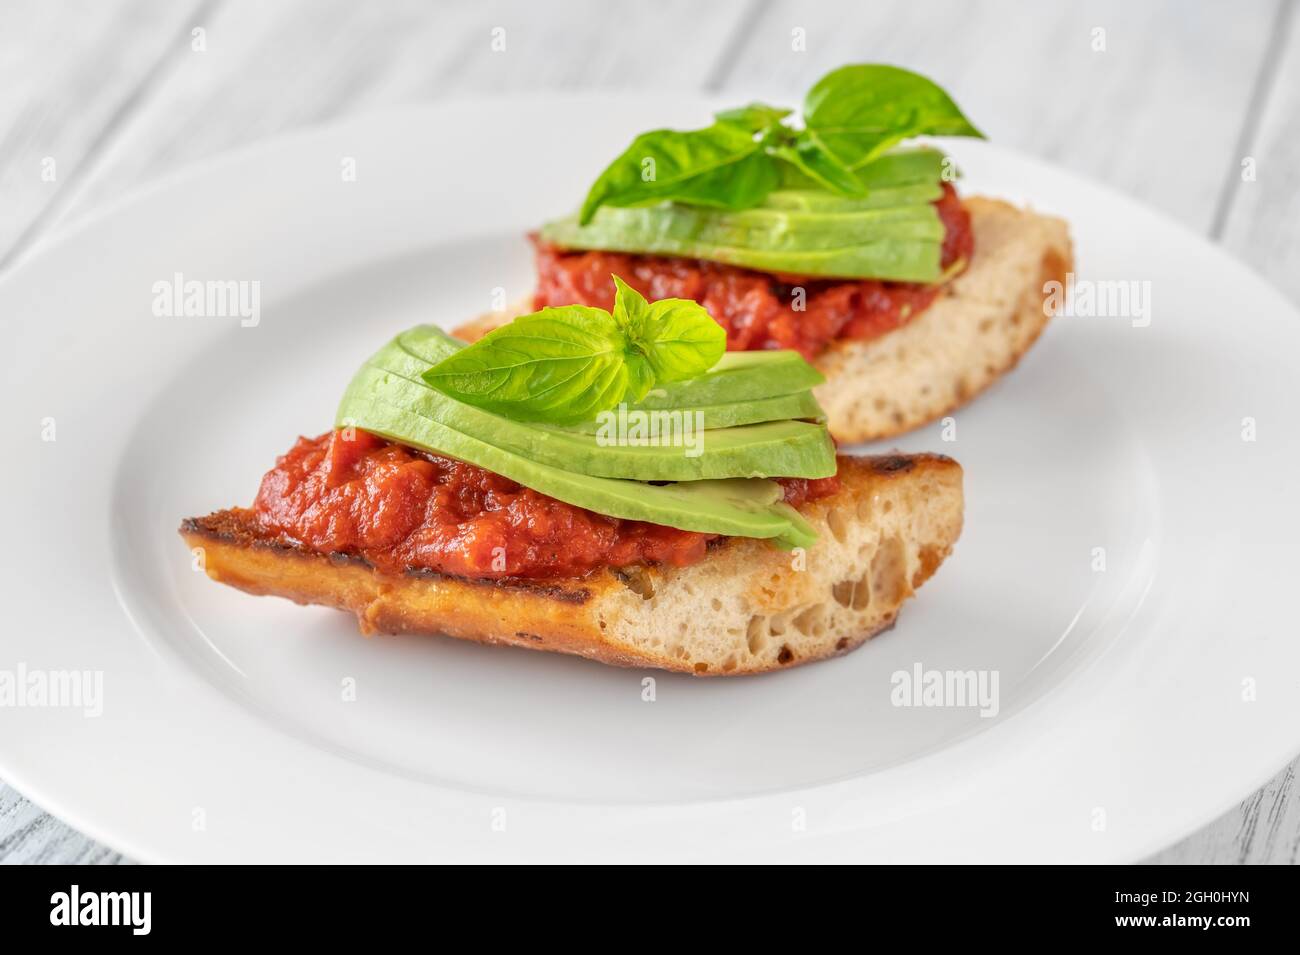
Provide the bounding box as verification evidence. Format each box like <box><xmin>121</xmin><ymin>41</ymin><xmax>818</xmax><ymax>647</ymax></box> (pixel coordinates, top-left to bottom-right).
<box><xmin>2</xmin><ymin>0</ymin><xmax>1298</xmax><ymax>864</ymax></box>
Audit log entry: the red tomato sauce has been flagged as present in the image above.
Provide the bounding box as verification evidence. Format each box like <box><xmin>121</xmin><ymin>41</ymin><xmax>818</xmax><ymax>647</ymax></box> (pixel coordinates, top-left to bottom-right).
<box><xmin>534</xmin><ymin>184</ymin><xmax>974</xmax><ymax>360</ymax></box>
<box><xmin>253</xmin><ymin>430</ymin><xmax>839</xmax><ymax>580</ymax></box>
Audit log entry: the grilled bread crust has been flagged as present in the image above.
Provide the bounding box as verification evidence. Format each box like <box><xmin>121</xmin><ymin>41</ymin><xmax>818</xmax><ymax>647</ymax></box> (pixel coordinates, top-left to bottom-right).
<box><xmin>180</xmin><ymin>454</ymin><xmax>963</xmax><ymax>676</ymax></box>
<box><xmin>454</xmin><ymin>197</ymin><xmax>1073</xmax><ymax>444</ymax></box>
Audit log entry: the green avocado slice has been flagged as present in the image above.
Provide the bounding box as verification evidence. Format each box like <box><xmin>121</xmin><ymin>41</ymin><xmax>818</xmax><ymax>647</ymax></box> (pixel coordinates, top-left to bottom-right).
<box><xmin>762</xmin><ymin>181</ymin><xmax>942</xmax><ymax>213</ymax></box>
<box><xmin>397</xmin><ymin>326</ymin><xmax>825</xmax><ymax>407</ymax></box>
<box><xmin>394</xmin><ymin>325</ymin><xmax>828</xmax><ymax>429</ymax></box>
<box><xmin>558</xmin><ymin>390</ymin><xmax>824</xmax><ymax>433</ymax></box>
<box><xmin>636</xmin><ymin>349</ymin><xmax>825</xmax><ymax>408</ymax></box>
<box><xmin>540</xmin><ymin>146</ymin><xmax>951</xmax><ymax>281</ymax></box>
<box><xmin>348</xmin><ymin>360</ymin><xmax>835</xmax><ymax>481</ymax></box>
<box><xmin>542</xmin><ymin>202</ymin><xmax>942</xmax><ymax>252</ymax></box>
<box><xmin>334</xmin><ymin>391</ymin><xmax>817</xmax><ymax>549</ymax></box>
<box><xmin>539</xmin><ymin>205</ymin><xmax>943</xmax><ymax>282</ymax></box>
<box><xmin>334</xmin><ymin>326</ymin><xmax>829</xmax><ymax>546</ymax></box>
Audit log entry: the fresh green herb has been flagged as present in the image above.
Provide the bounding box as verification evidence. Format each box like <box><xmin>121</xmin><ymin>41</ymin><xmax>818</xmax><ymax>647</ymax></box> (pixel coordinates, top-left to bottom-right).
<box><xmin>802</xmin><ymin>64</ymin><xmax>983</xmax><ymax>170</ymax></box>
<box><xmin>576</xmin><ymin>63</ymin><xmax>981</xmax><ymax>223</ymax></box>
<box><xmin>765</xmin><ymin>147</ymin><xmax>945</xmax><ymax>208</ymax></box>
<box><xmin>350</xmin><ymin>353</ymin><xmax>833</xmax><ymax>482</ymax></box>
<box><xmin>714</xmin><ymin>102</ymin><xmax>792</xmax><ymax>131</ymax></box>
<box><xmin>768</xmin><ymin>130</ymin><xmax>865</xmax><ymax>196</ymax></box>
<box><xmin>610</xmin><ymin>277</ymin><xmax>724</xmax><ymax>383</ymax></box>
<box><xmin>578</xmin><ymin>121</ymin><xmax>778</xmax><ymax>225</ymax></box>
<box><xmin>422</xmin><ymin>278</ymin><xmax>725</xmax><ymax>424</ymax></box>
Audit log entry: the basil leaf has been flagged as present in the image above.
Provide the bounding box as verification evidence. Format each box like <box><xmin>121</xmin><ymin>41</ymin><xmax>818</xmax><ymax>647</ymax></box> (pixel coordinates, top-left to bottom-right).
<box><xmin>769</xmin><ymin>130</ymin><xmax>867</xmax><ymax>196</ymax></box>
<box><xmin>578</xmin><ymin>122</ymin><xmax>776</xmax><ymax>224</ymax></box>
<box><xmin>652</xmin><ymin>149</ymin><xmax>781</xmax><ymax>213</ymax></box>
<box><xmin>768</xmin><ymin>144</ymin><xmax>937</xmax><ymax>195</ymax></box>
<box><xmin>715</xmin><ymin>102</ymin><xmax>791</xmax><ymax>132</ymax></box>
<box><xmin>424</xmin><ymin>279</ymin><xmax>723</xmax><ymax>424</ymax></box>
<box><xmin>611</xmin><ymin>276</ymin><xmax>725</xmax><ymax>382</ymax></box>
<box><xmin>423</xmin><ymin>306</ymin><xmax>632</xmax><ymax>424</ymax></box>
<box><xmin>802</xmin><ymin>64</ymin><xmax>983</xmax><ymax>170</ymax></box>
<box><xmin>575</xmin><ymin>65</ymin><xmax>979</xmax><ymax>222</ymax></box>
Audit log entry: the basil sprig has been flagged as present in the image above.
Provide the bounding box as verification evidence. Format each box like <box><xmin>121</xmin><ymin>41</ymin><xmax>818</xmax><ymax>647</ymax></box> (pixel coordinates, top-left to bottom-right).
<box><xmin>578</xmin><ymin>64</ymin><xmax>982</xmax><ymax>224</ymax></box>
<box><xmin>423</xmin><ymin>277</ymin><xmax>725</xmax><ymax>425</ymax></box>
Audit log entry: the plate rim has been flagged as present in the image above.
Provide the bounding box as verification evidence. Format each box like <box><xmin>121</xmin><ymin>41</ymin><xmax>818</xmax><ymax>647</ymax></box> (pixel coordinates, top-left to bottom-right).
<box><xmin>2</xmin><ymin>93</ymin><xmax>1299</xmax><ymax>863</ymax></box>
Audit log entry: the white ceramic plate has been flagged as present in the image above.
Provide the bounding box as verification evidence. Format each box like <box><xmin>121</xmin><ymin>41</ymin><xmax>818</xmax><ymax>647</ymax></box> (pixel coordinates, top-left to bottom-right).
<box><xmin>2</xmin><ymin>95</ymin><xmax>1298</xmax><ymax>863</ymax></box>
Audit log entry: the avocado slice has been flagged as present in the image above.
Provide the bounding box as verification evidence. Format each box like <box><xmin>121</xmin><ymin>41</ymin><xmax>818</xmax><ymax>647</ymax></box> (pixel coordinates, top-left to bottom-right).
<box><xmin>393</xmin><ymin>325</ymin><xmax>830</xmax><ymax>434</ymax></box>
<box><xmin>334</xmin><ymin>390</ymin><xmax>817</xmax><ymax>549</ymax></box>
<box><xmin>348</xmin><ymin>360</ymin><xmax>835</xmax><ymax>481</ymax></box>
<box><xmin>540</xmin><ymin>146</ymin><xmax>951</xmax><ymax>281</ymax></box>
<box><xmin>763</xmin><ymin>182</ymin><xmax>942</xmax><ymax>213</ymax></box>
<box><xmin>636</xmin><ymin>349</ymin><xmax>825</xmax><ymax>408</ymax></box>
<box><xmin>335</xmin><ymin>325</ymin><xmax>831</xmax><ymax>546</ymax></box>
<box><xmin>558</xmin><ymin>390</ymin><xmax>824</xmax><ymax>433</ymax></box>
<box><xmin>539</xmin><ymin>203</ymin><xmax>943</xmax><ymax>282</ymax></box>
<box><xmin>398</xmin><ymin>326</ymin><xmax>825</xmax><ymax>408</ymax></box>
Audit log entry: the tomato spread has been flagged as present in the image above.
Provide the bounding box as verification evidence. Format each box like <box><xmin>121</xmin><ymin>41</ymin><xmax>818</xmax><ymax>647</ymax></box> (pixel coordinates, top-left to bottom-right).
<box><xmin>253</xmin><ymin>430</ymin><xmax>839</xmax><ymax>580</ymax></box>
<box><xmin>535</xmin><ymin>184</ymin><xmax>973</xmax><ymax>360</ymax></box>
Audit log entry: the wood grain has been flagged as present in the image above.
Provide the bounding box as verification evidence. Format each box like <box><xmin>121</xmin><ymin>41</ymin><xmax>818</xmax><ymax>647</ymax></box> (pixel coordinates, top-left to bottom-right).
<box><xmin>0</xmin><ymin>0</ymin><xmax>212</xmax><ymax>269</ymax></box>
<box><xmin>1217</xmin><ymin>0</ymin><xmax>1300</xmax><ymax>300</ymax></box>
<box><xmin>0</xmin><ymin>784</ymin><xmax>129</xmax><ymax>864</ymax></box>
<box><xmin>12</xmin><ymin>0</ymin><xmax>765</xmax><ymax>259</ymax></box>
<box><xmin>1145</xmin><ymin>0</ymin><xmax>1300</xmax><ymax>866</ymax></box>
<box><xmin>715</xmin><ymin>0</ymin><xmax>1282</xmax><ymax>233</ymax></box>
<box><xmin>1150</xmin><ymin>762</ymin><xmax>1300</xmax><ymax>864</ymax></box>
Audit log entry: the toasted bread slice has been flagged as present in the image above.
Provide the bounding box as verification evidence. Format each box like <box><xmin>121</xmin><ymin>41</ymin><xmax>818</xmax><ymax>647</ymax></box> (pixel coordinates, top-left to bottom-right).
<box><xmin>180</xmin><ymin>454</ymin><xmax>962</xmax><ymax>676</ymax></box>
<box><xmin>814</xmin><ymin>198</ymin><xmax>1072</xmax><ymax>442</ymax></box>
<box><xmin>455</xmin><ymin>197</ymin><xmax>1073</xmax><ymax>444</ymax></box>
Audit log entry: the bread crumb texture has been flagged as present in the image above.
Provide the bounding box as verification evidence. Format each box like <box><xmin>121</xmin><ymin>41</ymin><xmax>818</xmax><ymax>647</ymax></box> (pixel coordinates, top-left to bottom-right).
<box><xmin>814</xmin><ymin>197</ymin><xmax>1073</xmax><ymax>442</ymax></box>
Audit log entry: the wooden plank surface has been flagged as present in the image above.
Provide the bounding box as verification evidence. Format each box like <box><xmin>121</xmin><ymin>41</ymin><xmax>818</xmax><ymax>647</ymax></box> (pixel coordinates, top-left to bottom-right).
<box><xmin>1144</xmin><ymin>0</ymin><xmax>1300</xmax><ymax>865</ymax></box>
<box><xmin>717</xmin><ymin>0</ymin><xmax>1282</xmax><ymax>233</ymax></box>
<box><xmin>7</xmin><ymin>0</ymin><xmax>764</xmax><ymax>260</ymax></box>
<box><xmin>0</xmin><ymin>0</ymin><xmax>1296</xmax><ymax>865</ymax></box>
<box><xmin>0</xmin><ymin>784</ymin><xmax>130</xmax><ymax>864</ymax></box>
<box><xmin>1218</xmin><ymin>0</ymin><xmax>1300</xmax><ymax>299</ymax></box>
<box><xmin>0</xmin><ymin>0</ymin><xmax>210</xmax><ymax>268</ymax></box>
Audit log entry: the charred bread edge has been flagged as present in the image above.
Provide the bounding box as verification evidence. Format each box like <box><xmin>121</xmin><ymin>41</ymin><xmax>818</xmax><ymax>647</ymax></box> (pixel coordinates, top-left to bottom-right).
<box><xmin>180</xmin><ymin>453</ymin><xmax>962</xmax><ymax>675</ymax></box>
